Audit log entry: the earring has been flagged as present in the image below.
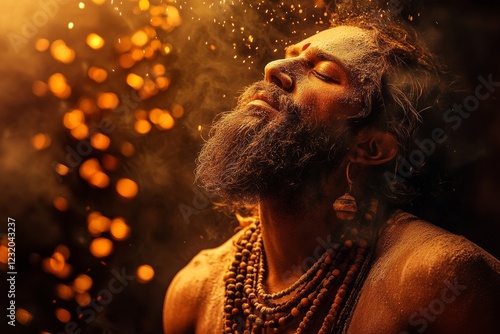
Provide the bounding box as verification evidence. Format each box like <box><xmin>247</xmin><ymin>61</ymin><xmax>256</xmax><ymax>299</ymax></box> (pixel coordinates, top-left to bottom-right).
<box><xmin>333</xmin><ymin>162</ymin><xmax>358</xmax><ymax>221</ymax></box>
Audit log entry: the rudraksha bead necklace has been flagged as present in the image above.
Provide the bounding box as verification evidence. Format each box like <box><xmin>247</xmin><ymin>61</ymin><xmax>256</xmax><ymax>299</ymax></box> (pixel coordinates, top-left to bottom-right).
<box><xmin>222</xmin><ymin>200</ymin><xmax>377</xmax><ymax>333</ymax></box>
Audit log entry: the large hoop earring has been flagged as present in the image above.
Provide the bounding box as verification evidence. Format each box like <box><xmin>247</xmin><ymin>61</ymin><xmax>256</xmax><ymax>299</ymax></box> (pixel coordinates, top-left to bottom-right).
<box><xmin>333</xmin><ymin>162</ymin><xmax>358</xmax><ymax>221</ymax></box>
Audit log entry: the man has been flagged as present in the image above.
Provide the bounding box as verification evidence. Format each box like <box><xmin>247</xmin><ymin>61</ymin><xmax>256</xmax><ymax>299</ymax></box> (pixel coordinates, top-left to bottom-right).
<box><xmin>163</xmin><ymin>15</ymin><xmax>500</xmax><ymax>333</ymax></box>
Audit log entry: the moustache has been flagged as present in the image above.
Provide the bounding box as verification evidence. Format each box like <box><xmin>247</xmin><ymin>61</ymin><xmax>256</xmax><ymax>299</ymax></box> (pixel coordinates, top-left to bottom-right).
<box><xmin>236</xmin><ymin>81</ymin><xmax>301</xmax><ymax>117</ymax></box>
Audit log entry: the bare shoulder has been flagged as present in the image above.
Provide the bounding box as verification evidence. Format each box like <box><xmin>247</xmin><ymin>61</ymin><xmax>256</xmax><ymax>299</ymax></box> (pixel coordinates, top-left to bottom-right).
<box><xmin>163</xmin><ymin>228</ymin><xmax>244</xmax><ymax>334</ymax></box>
<box><xmin>372</xmin><ymin>210</ymin><xmax>500</xmax><ymax>333</ymax></box>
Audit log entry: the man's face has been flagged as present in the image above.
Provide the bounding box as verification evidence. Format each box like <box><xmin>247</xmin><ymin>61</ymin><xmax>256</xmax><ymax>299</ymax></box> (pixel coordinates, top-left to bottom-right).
<box><xmin>195</xmin><ymin>26</ymin><xmax>379</xmax><ymax>205</ymax></box>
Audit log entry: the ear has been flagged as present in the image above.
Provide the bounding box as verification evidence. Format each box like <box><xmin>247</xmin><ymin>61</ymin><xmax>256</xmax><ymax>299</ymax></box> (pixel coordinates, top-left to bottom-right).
<box><xmin>347</xmin><ymin>128</ymin><xmax>398</xmax><ymax>165</ymax></box>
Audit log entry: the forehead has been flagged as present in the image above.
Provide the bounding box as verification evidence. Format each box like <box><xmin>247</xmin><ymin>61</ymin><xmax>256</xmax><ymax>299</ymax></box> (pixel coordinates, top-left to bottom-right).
<box><xmin>287</xmin><ymin>26</ymin><xmax>378</xmax><ymax>70</ymax></box>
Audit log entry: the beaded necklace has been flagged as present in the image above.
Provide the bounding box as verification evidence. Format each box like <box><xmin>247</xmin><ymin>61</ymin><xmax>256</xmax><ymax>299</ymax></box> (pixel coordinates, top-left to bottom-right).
<box><xmin>222</xmin><ymin>200</ymin><xmax>378</xmax><ymax>334</ymax></box>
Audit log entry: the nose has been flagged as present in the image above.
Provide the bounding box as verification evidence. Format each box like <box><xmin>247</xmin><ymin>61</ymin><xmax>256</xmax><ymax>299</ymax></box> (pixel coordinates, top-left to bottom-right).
<box><xmin>264</xmin><ymin>59</ymin><xmax>294</xmax><ymax>92</ymax></box>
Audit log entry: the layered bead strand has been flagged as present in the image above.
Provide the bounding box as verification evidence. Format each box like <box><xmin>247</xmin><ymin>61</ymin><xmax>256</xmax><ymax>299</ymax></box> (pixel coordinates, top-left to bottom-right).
<box><xmin>222</xmin><ymin>202</ymin><xmax>376</xmax><ymax>334</ymax></box>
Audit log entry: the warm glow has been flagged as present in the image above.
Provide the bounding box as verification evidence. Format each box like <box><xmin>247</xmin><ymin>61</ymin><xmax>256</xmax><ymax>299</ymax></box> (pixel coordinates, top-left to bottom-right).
<box><xmin>126</xmin><ymin>73</ymin><xmax>144</xmax><ymax>89</ymax></box>
<box><xmin>53</xmin><ymin>197</ymin><xmax>69</xmax><ymax>211</ymax></box>
<box><xmin>88</xmin><ymin>66</ymin><xmax>108</xmax><ymax>83</ymax></box>
<box><xmin>55</xmin><ymin>245</ymin><xmax>70</xmax><ymax>260</ymax></box>
<box><xmin>155</xmin><ymin>76</ymin><xmax>170</xmax><ymax>90</ymax></box>
<box><xmin>78</xmin><ymin>97</ymin><xmax>97</xmax><ymax>114</ymax></box>
<box><xmin>89</xmin><ymin>171</ymin><xmax>110</xmax><ymax>188</ymax></box>
<box><xmin>86</xmin><ymin>33</ymin><xmax>105</xmax><ymax>50</ymax></box>
<box><xmin>149</xmin><ymin>108</ymin><xmax>163</xmax><ymax>124</ymax></box>
<box><xmin>121</xmin><ymin>142</ymin><xmax>135</xmax><ymax>157</ymax></box>
<box><xmin>134</xmin><ymin>119</ymin><xmax>152</xmax><ymax>134</ymax></box>
<box><xmin>35</xmin><ymin>38</ymin><xmax>50</xmax><ymax>52</ymax></box>
<box><xmin>32</xmin><ymin>80</ymin><xmax>48</xmax><ymax>97</ymax></box>
<box><xmin>32</xmin><ymin>133</ymin><xmax>51</xmax><ymax>150</ymax></box>
<box><xmin>139</xmin><ymin>0</ymin><xmax>150</xmax><ymax>11</ymax></box>
<box><xmin>131</xmin><ymin>48</ymin><xmax>144</xmax><ymax>62</ymax></box>
<box><xmin>152</xmin><ymin>64</ymin><xmax>166</xmax><ymax>76</ymax></box>
<box><xmin>87</xmin><ymin>211</ymin><xmax>111</xmax><ymax>236</ymax></box>
<box><xmin>17</xmin><ymin>308</ymin><xmax>33</xmax><ymax>325</ymax></box>
<box><xmin>55</xmin><ymin>308</ymin><xmax>71</xmax><ymax>323</ymax></box>
<box><xmin>70</xmin><ymin>124</ymin><xmax>89</xmax><ymax>140</ymax></box>
<box><xmin>136</xmin><ymin>264</ymin><xmax>155</xmax><ymax>283</ymax></box>
<box><xmin>90</xmin><ymin>133</ymin><xmax>111</xmax><ymax>150</ymax></box>
<box><xmin>75</xmin><ymin>292</ymin><xmax>91</xmax><ymax>306</ymax></box>
<box><xmin>48</xmin><ymin>73</ymin><xmax>71</xmax><ymax>99</ymax></box>
<box><xmin>158</xmin><ymin>112</ymin><xmax>175</xmax><ymax>130</ymax></box>
<box><xmin>63</xmin><ymin>109</ymin><xmax>84</xmax><ymax>130</ymax></box>
<box><xmin>116</xmin><ymin>178</ymin><xmax>139</xmax><ymax>199</ymax></box>
<box><xmin>171</xmin><ymin>104</ymin><xmax>184</xmax><ymax>118</ymax></box>
<box><xmin>92</xmin><ymin>0</ymin><xmax>106</xmax><ymax>5</ymax></box>
<box><xmin>55</xmin><ymin>163</ymin><xmax>70</xmax><ymax>176</ymax></box>
<box><xmin>131</xmin><ymin>30</ymin><xmax>149</xmax><ymax>47</ymax></box>
<box><xmin>50</xmin><ymin>40</ymin><xmax>75</xmax><ymax>64</ymax></box>
<box><xmin>89</xmin><ymin>238</ymin><xmax>113</xmax><ymax>258</ymax></box>
<box><xmin>110</xmin><ymin>217</ymin><xmax>130</xmax><ymax>241</ymax></box>
<box><xmin>96</xmin><ymin>92</ymin><xmax>119</xmax><ymax>109</ymax></box>
<box><xmin>68</xmin><ymin>22</ymin><xmax>74</xmax><ymax>29</ymax></box>
<box><xmin>166</xmin><ymin>6</ymin><xmax>182</xmax><ymax>27</ymax></box>
<box><xmin>79</xmin><ymin>158</ymin><xmax>100</xmax><ymax>180</ymax></box>
<box><xmin>119</xmin><ymin>53</ymin><xmax>135</xmax><ymax>69</ymax></box>
<box><xmin>115</xmin><ymin>36</ymin><xmax>132</xmax><ymax>53</ymax></box>
<box><xmin>0</xmin><ymin>244</ymin><xmax>7</xmax><ymax>264</ymax></box>
<box><xmin>102</xmin><ymin>154</ymin><xmax>118</xmax><ymax>171</ymax></box>
<box><xmin>74</xmin><ymin>274</ymin><xmax>93</xmax><ymax>293</ymax></box>
<box><xmin>56</xmin><ymin>284</ymin><xmax>74</xmax><ymax>300</ymax></box>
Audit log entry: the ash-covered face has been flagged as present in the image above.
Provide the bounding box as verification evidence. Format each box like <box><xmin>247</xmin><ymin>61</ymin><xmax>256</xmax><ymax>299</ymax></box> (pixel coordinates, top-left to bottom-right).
<box><xmin>195</xmin><ymin>26</ymin><xmax>380</xmax><ymax>205</ymax></box>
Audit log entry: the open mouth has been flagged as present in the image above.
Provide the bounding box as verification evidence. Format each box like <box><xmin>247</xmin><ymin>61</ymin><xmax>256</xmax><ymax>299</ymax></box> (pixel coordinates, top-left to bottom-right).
<box><xmin>247</xmin><ymin>92</ymin><xmax>280</xmax><ymax>113</ymax></box>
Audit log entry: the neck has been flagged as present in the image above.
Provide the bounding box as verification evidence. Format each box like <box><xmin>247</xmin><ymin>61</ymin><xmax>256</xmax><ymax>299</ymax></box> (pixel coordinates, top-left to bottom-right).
<box><xmin>258</xmin><ymin>168</ymin><xmax>348</xmax><ymax>292</ymax></box>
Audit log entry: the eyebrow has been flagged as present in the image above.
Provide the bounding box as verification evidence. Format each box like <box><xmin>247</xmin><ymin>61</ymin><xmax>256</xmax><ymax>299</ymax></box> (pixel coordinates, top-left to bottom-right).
<box><xmin>286</xmin><ymin>45</ymin><xmax>348</xmax><ymax>73</ymax></box>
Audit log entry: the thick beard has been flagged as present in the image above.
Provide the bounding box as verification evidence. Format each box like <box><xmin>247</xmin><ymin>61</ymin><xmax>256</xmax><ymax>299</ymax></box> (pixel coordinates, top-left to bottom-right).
<box><xmin>195</xmin><ymin>81</ymin><xmax>352</xmax><ymax>207</ymax></box>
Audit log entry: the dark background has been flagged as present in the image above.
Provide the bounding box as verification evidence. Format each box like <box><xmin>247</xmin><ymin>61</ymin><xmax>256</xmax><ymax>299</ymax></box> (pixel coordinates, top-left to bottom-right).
<box><xmin>0</xmin><ymin>0</ymin><xmax>499</xmax><ymax>333</ymax></box>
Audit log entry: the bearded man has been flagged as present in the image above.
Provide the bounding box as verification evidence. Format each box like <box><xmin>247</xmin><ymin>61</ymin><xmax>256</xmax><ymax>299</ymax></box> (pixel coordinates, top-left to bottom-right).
<box><xmin>163</xmin><ymin>15</ymin><xmax>500</xmax><ymax>334</ymax></box>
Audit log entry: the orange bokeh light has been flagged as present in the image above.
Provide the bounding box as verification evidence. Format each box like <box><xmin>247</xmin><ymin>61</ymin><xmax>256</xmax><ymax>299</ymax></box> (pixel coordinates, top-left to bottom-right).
<box><xmin>89</xmin><ymin>238</ymin><xmax>113</xmax><ymax>258</ymax></box>
<box><xmin>86</xmin><ymin>33</ymin><xmax>105</xmax><ymax>50</ymax></box>
<box><xmin>96</xmin><ymin>92</ymin><xmax>119</xmax><ymax>109</ymax></box>
<box><xmin>116</xmin><ymin>178</ymin><xmax>138</xmax><ymax>199</ymax></box>
<box><xmin>136</xmin><ymin>264</ymin><xmax>155</xmax><ymax>283</ymax></box>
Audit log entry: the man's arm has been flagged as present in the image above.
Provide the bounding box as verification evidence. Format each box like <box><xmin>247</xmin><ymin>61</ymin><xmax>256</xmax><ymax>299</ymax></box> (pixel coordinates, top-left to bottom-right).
<box><xmin>163</xmin><ymin>267</ymin><xmax>197</xmax><ymax>334</ymax></box>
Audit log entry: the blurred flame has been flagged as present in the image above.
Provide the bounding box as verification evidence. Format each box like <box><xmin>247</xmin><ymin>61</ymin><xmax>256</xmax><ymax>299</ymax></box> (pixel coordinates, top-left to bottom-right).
<box><xmin>116</xmin><ymin>178</ymin><xmax>138</xmax><ymax>199</ymax></box>
<box><xmin>88</xmin><ymin>67</ymin><xmax>108</xmax><ymax>83</ymax></box>
<box><xmin>56</xmin><ymin>284</ymin><xmax>74</xmax><ymax>301</ymax></box>
<box><xmin>70</xmin><ymin>124</ymin><xmax>89</xmax><ymax>140</ymax></box>
<box><xmin>131</xmin><ymin>30</ymin><xmax>149</xmax><ymax>47</ymax></box>
<box><xmin>90</xmin><ymin>133</ymin><xmax>111</xmax><ymax>151</ymax></box>
<box><xmin>55</xmin><ymin>163</ymin><xmax>70</xmax><ymax>176</ymax></box>
<box><xmin>89</xmin><ymin>237</ymin><xmax>113</xmax><ymax>258</ymax></box>
<box><xmin>32</xmin><ymin>80</ymin><xmax>48</xmax><ymax>97</ymax></box>
<box><xmin>63</xmin><ymin>109</ymin><xmax>84</xmax><ymax>130</ymax></box>
<box><xmin>75</xmin><ymin>292</ymin><xmax>91</xmax><ymax>306</ymax></box>
<box><xmin>87</xmin><ymin>211</ymin><xmax>111</xmax><ymax>236</ymax></box>
<box><xmin>89</xmin><ymin>171</ymin><xmax>110</xmax><ymax>188</ymax></box>
<box><xmin>172</xmin><ymin>104</ymin><xmax>184</xmax><ymax>118</ymax></box>
<box><xmin>126</xmin><ymin>73</ymin><xmax>144</xmax><ymax>89</ymax></box>
<box><xmin>35</xmin><ymin>38</ymin><xmax>50</xmax><ymax>52</ymax></box>
<box><xmin>139</xmin><ymin>0</ymin><xmax>150</xmax><ymax>11</ymax></box>
<box><xmin>120</xmin><ymin>142</ymin><xmax>135</xmax><ymax>157</ymax></box>
<box><xmin>55</xmin><ymin>308</ymin><xmax>71</xmax><ymax>323</ymax></box>
<box><xmin>74</xmin><ymin>274</ymin><xmax>93</xmax><ymax>293</ymax></box>
<box><xmin>50</xmin><ymin>40</ymin><xmax>75</xmax><ymax>64</ymax></box>
<box><xmin>32</xmin><ymin>133</ymin><xmax>51</xmax><ymax>150</ymax></box>
<box><xmin>134</xmin><ymin>119</ymin><xmax>151</xmax><ymax>134</ymax></box>
<box><xmin>136</xmin><ymin>264</ymin><xmax>155</xmax><ymax>283</ymax></box>
<box><xmin>115</xmin><ymin>36</ymin><xmax>132</xmax><ymax>53</ymax></box>
<box><xmin>80</xmin><ymin>158</ymin><xmax>100</xmax><ymax>180</ymax></box>
<box><xmin>17</xmin><ymin>308</ymin><xmax>33</xmax><ymax>326</ymax></box>
<box><xmin>158</xmin><ymin>112</ymin><xmax>175</xmax><ymax>130</ymax></box>
<box><xmin>48</xmin><ymin>73</ymin><xmax>71</xmax><ymax>99</ymax></box>
<box><xmin>102</xmin><ymin>154</ymin><xmax>118</xmax><ymax>171</ymax></box>
<box><xmin>110</xmin><ymin>217</ymin><xmax>130</xmax><ymax>241</ymax></box>
<box><xmin>86</xmin><ymin>33</ymin><xmax>105</xmax><ymax>50</ymax></box>
<box><xmin>53</xmin><ymin>197</ymin><xmax>69</xmax><ymax>211</ymax></box>
<box><xmin>96</xmin><ymin>92</ymin><xmax>119</xmax><ymax>109</ymax></box>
